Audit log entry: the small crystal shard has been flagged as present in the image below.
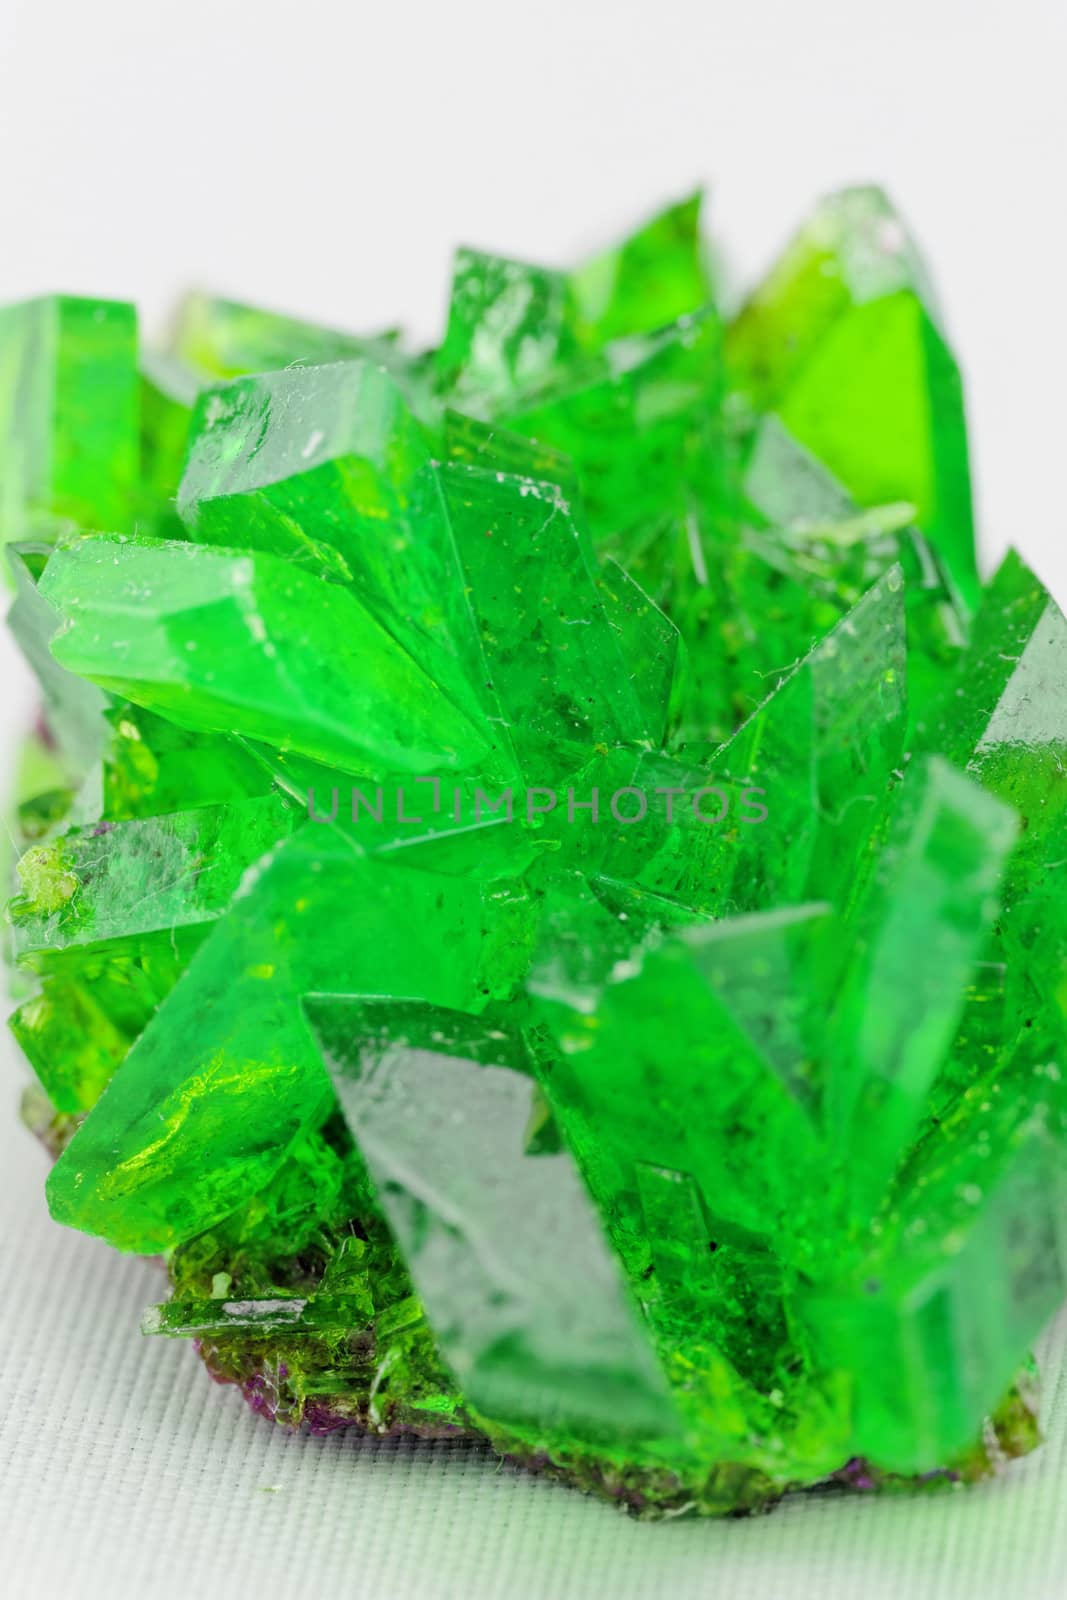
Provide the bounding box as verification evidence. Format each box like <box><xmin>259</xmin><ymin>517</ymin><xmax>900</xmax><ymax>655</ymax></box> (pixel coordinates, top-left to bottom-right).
<box><xmin>0</xmin><ymin>295</ymin><xmax>139</xmax><ymax>548</ymax></box>
<box><xmin>726</xmin><ymin>188</ymin><xmax>978</xmax><ymax>607</ymax></box>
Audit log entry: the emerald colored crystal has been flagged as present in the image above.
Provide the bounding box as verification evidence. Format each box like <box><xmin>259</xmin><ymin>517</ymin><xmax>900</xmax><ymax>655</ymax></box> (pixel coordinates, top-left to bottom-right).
<box><xmin>44</xmin><ymin>820</ymin><xmax>535</xmax><ymax>1252</ymax></box>
<box><xmin>603</xmin><ymin>568</ymin><xmax>907</xmax><ymax>917</ymax></box>
<box><xmin>138</xmin><ymin>351</ymin><xmax>200</xmax><ymax>539</ymax></box>
<box><xmin>308</xmin><ymin>997</ymin><xmax>681</xmax><ymax>1446</ymax></box>
<box><xmin>5</xmin><ymin>187</ymin><xmax>1066</xmax><ymax>1517</ymax></box>
<box><xmin>6</xmin><ymin>542</ymin><xmax>109</xmax><ymax>778</ymax></box>
<box><xmin>436</xmin><ymin>251</ymin><xmax>579</xmax><ymax>415</ymax></box>
<box><xmin>530</xmin><ymin>757</ymin><xmax>1033</xmax><ymax>1471</ymax></box>
<box><xmin>177</xmin><ymin>360</ymin><xmax>491</xmax><ymax>737</ymax></box>
<box><xmin>499</xmin><ymin>310</ymin><xmax>722</xmax><ymax>546</ymax></box>
<box><xmin>439</xmin><ymin>455</ymin><xmax>681</xmax><ymax>764</ymax></box>
<box><xmin>918</xmin><ymin>550</ymin><xmax>1067</xmax><ymax>1020</ymax></box>
<box><xmin>726</xmin><ymin>188</ymin><xmax>978</xmax><ymax>607</ymax></box>
<box><xmin>823</xmin><ymin>757</ymin><xmax>1017</xmax><ymax>1216</ymax></box>
<box><xmin>171</xmin><ymin>291</ymin><xmax>401</xmax><ymax>380</ymax></box>
<box><xmin>10</xmin><ymin>944</ymin><xmax>193</xmax><ymax>1116</ymax></box>
<box><xmin>0</xmin><ymin>296</ymin><xmax>139</xmax><ymax>547</ymax></box>
<box><xmin>567</xmin><ymin>192</ymin><xmax>712</xmax><ymax>351</ymax></box>
<box><xmin>40</xmin><ymin>530</ymin><xmax>492</xmax><ymax>778</ymax></box>
<box><xmin>437</xmin><ymin>192</ymin><xmax>713</xmax><ymax>409</ymax></box>
<box><xmin>9</xmin><ymin>792</ymin><xmax>298</xmax><ymax>961</ymax></box>
<box><xmin>101</xmin><ymin>700</ymin><xmax>273</xmax><ymax>820</ymax></box>
<box><xmin>435</xmin><ymin>196</ymin><xmax>721</xmax><ymax>547</ymax></box>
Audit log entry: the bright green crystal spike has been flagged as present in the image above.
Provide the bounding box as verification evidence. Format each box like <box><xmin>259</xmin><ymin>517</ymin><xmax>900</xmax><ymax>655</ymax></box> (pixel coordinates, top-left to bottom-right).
<box><xmin>438</xmin><ymin>192</ymin><xmax>713</xmax><ymax>410</ymax></box>
<box><xmin>725</xmin><ymin>187</ymin><xmax>978</xmax><ymax>607</ymax></box>
<box><xmin>440</xmin><ymin>457</ymin><xmax>680</xmax><ymax>764</ymax></box>
<box><xmin>894</xmin><ymin>1010</ymin><xmax>1067</xmax><ymax>1243</ymax></box>
<box><xmin>529</xmin><ymin>886</ymin><xmax>828</xmax><ymax>1264</ymax></box>
<box><xmin>919</xmin><ymin>551</ymin><xmax>1067</xmax><ymax>1010</ymax></box>
<box><xmin>603</xmin><ymin>568</ymin><xmax>907</xmax><ymax>917</ymax></box>
<box><xmin>6</xmin><ymin>543</ymin><xmax>110</xmax><ymax>779</ymax></box>
<box><xmin>45</xmin><ymin>821</ymin><xmax>536</xmax><ymax>1251</ymax></box>
<box><xmin>39</xmin><ymin>531</ymin><xmax>492</xmax><ymax>778</ymax></box>
<box><xmin>101</xmin><ymin>701</ymin><xmax>273</xmax><ymax>820</ymax></box>
<box><xmin>443</xmin><ymin>408</ymin><xmax>577</xmax><ymax>486</ymax></box>
<box><xmin>923</xmin><ymin>550</ymin><xmax>1067</xmax><ymax>773</ymax></box>
<box><xmin>596</xmin><ymin>558</ymin><xmax>686</xmax><ymax>746</ymax></box>
<box><xmin>682</xmin><ymin>905</ymin><xmax>839</xmax><ymax>1117</ymax></box>
<box><xmin>823</xmin><ymin>756</ymin><xmax>1017</xmax><ymax>1215</ymax></box>
<box><xmin>308</xmin><ymin>996</ymin><xmax>682</xmax><ymax>1446</ymax></box>
<box><xmin>10</xmin><ymin>943</ymin><xmax>195</xmax><ymax>1114</ymax></box>
<box><xmin>170</xmin><ymin>291</ymin><xmax>405</xmax><ymax>382</ymax></box>
<box><xmin>0</xmin><ymin>295</ymin><xmax>138</xmax><ymax>547</ymax></box>
<box><xmin>568</xmin><ymin>191</ymin><xmax>713</xmax><ymax>351</ymax></box>
<box><xmin>435</xmin><ymin>216</ymin><xmax>723</xmax><ymax>547</ymax></box>
<box><xmin>598</xmin><ymin>409</ymin><xmax>962</xmax><ymax>747</ymax></box>
<box><xmin>737</xmin><ymin>417</ymin><xmax>967</xmax><ymax>731</ymax></box>
<box><xmin>803</xmin><ymin>1129</ymin><xmax>1067</xmax><ymax>1472</ymax></box>
<box><xmin>440</xmin><ymin>409</ymin><xmax>685</xmax><ymax>750</ymax></box>
<box><xmin>501</xmin><ymin>310</ymin><xmax>722</xmax><ymax>545</ymax></box>
<box><xmin>9</xmin><ymin>791</ymin><xmax>298</xmax><ymax>962</ymax></box>
<box><xmin>11</xmin><ymin>975</ymin><xmax>130</xmax><ymax>1114</ymax></box>
<box><xmin>177</xmin><ymin>361</ymin><xmax>494</xmax><ymax>740</ymax></box>
<box><xmin>138</xmin><ymin>351</ymin><xmax>199</xmax><ymax>538</ymax></box>
<box><xmin>666</xmin><ymin>515</ymin><xmax>962</xmax><ymax>750</ymax></box>
<box><xmin>436</xmin><ymin>251</ymin><xmax>579</xmax><ymax>416</ymax></box>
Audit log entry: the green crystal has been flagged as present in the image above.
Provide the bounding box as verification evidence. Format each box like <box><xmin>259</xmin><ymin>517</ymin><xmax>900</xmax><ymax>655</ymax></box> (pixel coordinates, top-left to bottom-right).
<box><xmin>176</xmin><ymin>360</ymin><xmax>491</xmax><ymax>735</ymax></box>
<box><xmin>0</xmin><ymin>296</ymin><xmax>139</xmax><ymax>549</ymax></box>
<box><xmin>601</xmin><ymin>567</ymin><xmax>907</xmax><ymax>917</ymax></box>
<box><xmin>439</xmin><ymin>454</ymin><xmax>681</xmax><ymax>764</ymax></box>
<box><xmin>171</xmin><ymin>291</ymin><xmax>403</xmax><ymax>380</ymax></box>
<box><xmin>308</xmin><ymin>997</ymin><xmax>681</xmax><ymax>1446</ymax></box>
<box><xmin>567</xmin><ymin>192</ymin><xmax>712</xmax><ymax>351</ymax></box>
<box><xmin>40</xmin><ymin>530</ymin><xmax>492</xmax><ymax>777</ymax></box>
<box><xmin>435</xmin><ymin>195</ymin><xmax>721</xmax><ymax>549</ymax></box>
<box><xmin>726</xmin><ymin>188</ymin><xmax>978</xmax><ymax>608</ymax></box>
<box><xmin>9</xmin><ymin>792</ymin><xmax>298</xmax><ymax>961</ymax></box>
<box><xmin>43</xmin><ymin>819</ymin><xmax>535</xmax><ymax>1252</ymax></box>
<box><xmin>499</xmin><ymin>311</ymin><xmax>722</xmax><ymax>547</ymax></box>
<box><xmin>6</xmin><ymin>542</ymin><xmax>110</xmax><ymax>779</ymax></box>
<box><xmin>436</xmin><ymin>192</ymin><xmax>713</xmax><ymax>408</ymax></box>
<box><xmin>436</xmin><ymin>250</ymin><xmax>579</xmax><ymax>415</ymax></box>
<box><xmin>11</xmin><ymin>944</ymin><xmax>193</xmax><ymax>1115</ymax></box>
<box><xmin>100</xmin><ymin>700</ymin><xmax>273</xmax><ymax>820</ymax></box>
<box><xmin>5</xmin><ymin>187</ymin><xmax>1066</xmax><ymax>1518</ymax></box>
<box><xmin>138</xmin><ymin>351</ymin><xmax>201</xmax><ymax>539</ymax></box>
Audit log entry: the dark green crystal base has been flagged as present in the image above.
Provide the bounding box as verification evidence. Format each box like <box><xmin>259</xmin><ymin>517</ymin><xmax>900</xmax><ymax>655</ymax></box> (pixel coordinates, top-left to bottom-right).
<box><xmin>6</xmin><ymin>186</ymin><xmax>1067</xmax><ymax>1519</ymax></box>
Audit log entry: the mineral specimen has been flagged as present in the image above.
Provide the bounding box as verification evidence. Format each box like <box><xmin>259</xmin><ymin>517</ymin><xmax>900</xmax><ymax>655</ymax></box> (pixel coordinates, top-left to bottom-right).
<box><xmin>4</xmin><ymin>189</ymin><xmax>1067</xmax><ymax>1518</ymax></box>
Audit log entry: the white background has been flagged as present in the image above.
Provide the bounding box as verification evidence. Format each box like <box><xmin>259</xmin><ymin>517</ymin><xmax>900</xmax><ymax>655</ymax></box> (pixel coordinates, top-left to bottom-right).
<box><xmin>2</xmin><ymin>3</ymin><xmax>1067</xmax><ymax>1595</ymax></box>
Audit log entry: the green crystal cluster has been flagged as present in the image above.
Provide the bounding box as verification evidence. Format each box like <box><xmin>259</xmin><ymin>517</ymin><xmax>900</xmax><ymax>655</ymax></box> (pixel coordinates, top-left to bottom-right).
<box><xmin>5</xmin><ymin>188</ymin><xmax>1067</xmax><ymax>1517</ymax></box>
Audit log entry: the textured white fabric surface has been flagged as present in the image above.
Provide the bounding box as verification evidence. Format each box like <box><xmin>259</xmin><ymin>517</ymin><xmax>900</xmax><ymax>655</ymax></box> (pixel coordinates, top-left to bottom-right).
<box><xmin>1</xmin><ymin>1073</ymin><xmax>1066</xmax><ymax>1600</ymax></box>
